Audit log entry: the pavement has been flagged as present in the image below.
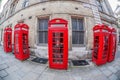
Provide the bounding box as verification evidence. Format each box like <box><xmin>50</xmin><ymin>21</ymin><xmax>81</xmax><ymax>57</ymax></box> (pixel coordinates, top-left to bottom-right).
<box><xmin>0</xmin><ymin>46</ymin><xmax>120</xmax><ymax>80</ymax></box>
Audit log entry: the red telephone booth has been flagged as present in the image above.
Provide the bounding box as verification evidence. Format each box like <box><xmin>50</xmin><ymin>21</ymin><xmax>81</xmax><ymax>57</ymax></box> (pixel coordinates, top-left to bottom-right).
<box><xmin>92</xmin><ymin>24</ymin><xmax>109</xmax><ymax>66</ymax></box>
<box><xmin>107</xmin><ymin>27</ymin><xmax>117</xmax><ymax>62</ymax></box>
<box><xmin>14</xmin><ymin>23</ymin><xmax>29</xmax><ymax>61</ymax></box>
<box><xmin>48</xmin><ymin>18</ymin><xmax>68</xmax><ymax>70</ymax></box>
<box><xmin>3</xmin><ymin>27</ymin><xmax>12</xmax><ymax>53</ymax></box>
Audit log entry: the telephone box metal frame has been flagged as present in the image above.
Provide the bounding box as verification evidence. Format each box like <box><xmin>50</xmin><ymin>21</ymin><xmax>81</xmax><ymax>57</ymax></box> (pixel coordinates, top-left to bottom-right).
<box><xmin>92</xmin><ymin>24</ymin><xmax>110</xmax><ymax>66</ymax></box>
<box><xmin>14</xmin><ymin>23</ymin><xmax>29</xmax><ymax>61</ymax></box>
<box><xmin>3</xmin><ymin>27</ymin><xmax>12</xmax><ymax>53</ymax></box>
<box><xmin>48</xmin><ymin>18</ymin><xmax>68</xmax><ymax>70</ymax></box>
<box><xmin>107</xmin><ymin>27</ymin><xmax>117</xmax><ymax>62</ymax></box>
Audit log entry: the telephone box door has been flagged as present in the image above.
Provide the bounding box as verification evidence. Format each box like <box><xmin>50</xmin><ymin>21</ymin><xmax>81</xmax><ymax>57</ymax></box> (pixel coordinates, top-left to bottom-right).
<box><xmin>3</xmin><ymin>27</ymin><xmax>12</xmax><ymax>53</ymax></box>
<box><xmin>14</xmin><ymin>23</ymin><xmax>29</xmax><ymax>60</ymax></box>
<box><xmin>108</xmin><ymin>28</ymin><xmax>117</xmax><ymax>62</ymax></box>
<box><xmin>92</xmin><ymin>24</ymin><xmax>109</xmax><ymax>66</ymax></box>
<box><xmin>48</xmin><ymin>18</ymin><xmax>68</xmax><ymax>70</ymax></box>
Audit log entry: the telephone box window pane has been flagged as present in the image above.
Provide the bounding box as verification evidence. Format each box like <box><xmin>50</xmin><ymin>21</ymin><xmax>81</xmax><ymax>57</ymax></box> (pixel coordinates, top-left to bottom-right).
<box><xmin>102</xmin><ymin>36</ymin><xmax>109</xmax><ymax>59</ymax></box>
<box><xmin>8</xmin><ymin>34</ymin><xmax>11</xmax><ymax>48</ymax></box>
<box><xmin>53</xmin><ymin>38</ymin><xmax>57</xmax><ymax>43</ymax></box>
<box><xmin>15</xmin><ymin>34</ymin><xmax>19</xmax><ymax>53</ymax></box>
<box><xmin>72</xmin><ymin>18</ymin><xmax>84</xmax><ymax>45</ymax></box>
<box><xmin>52</xmin><ymin>32</ymin><xmax>64</xmax><ymax>64</ymax></box>
<box><xmin>112</xmin><ymin>37</ymin><xmax>116</xmax><ymax>55</ymax></box>
<box><xmin>119</xmin><ymin>33</ymin><xmax>120</xmax><ymax>44</ymax></box>
<box><xmin>60</xmin><ymin>38</ymin><xmax>63</xmax><ymax>43</ymax></box>
<box><xmin>53</xmin><ymin>33</ymin><xmax>59</xmax><ymax>37</ymax></box>
<box><xmin>93</xmin><ymin>36</ymin><xmax>99</xmax><ymax>59</ymax></box>
<box><xmin>60</xmin><ymin>33</ymin><xmax>63</xmax><ymax>37</ymax></box>
<box><xmin>22</xmin><ymin>34</ymin><xmax>28</xmax><ymax>54</ymax></box>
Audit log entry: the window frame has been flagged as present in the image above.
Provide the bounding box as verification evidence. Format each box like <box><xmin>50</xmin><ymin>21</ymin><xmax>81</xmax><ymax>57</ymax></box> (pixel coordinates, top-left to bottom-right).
<box><xmin>22</xmin><ymin>0</ymin><xmax>29</xmax><ymax>8</ymax></box>
<box><xmin>96</xmin><ymin>0</ymin><xmax>104</xmax><ymax>12</ymax></box>
<box><xmin>119</xmin><ymin>33</ymin><xmax>120</xmax><ymax>44</ymax></box>
<box><xmin>37</xmin><ymin>17</ymin><xmax>49</xmax><ymax>46</ymax></box>
<box><xmin>71</xmin><ymin>17</ymin><xmax>85</xmax><ymax>47</ymax></box>
<box><xmin>10</xmin><ymin>3</ymin><xmax>16</xmax><ymax>14</ymax></box>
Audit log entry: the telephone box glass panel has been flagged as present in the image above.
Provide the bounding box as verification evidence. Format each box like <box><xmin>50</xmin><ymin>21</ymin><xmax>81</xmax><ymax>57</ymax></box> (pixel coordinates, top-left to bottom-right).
<box><xmin>52</xmin><ymin>32</ymin><xmax>64</xmax><ymax>64</ymax></box>
<box><xmin>15</xmin><ymin>34</ymin><xmax>19</xmax><ymax>53</ymax></box>
<box><xmin>102</xmin><ymin>36</ymin><xmax>109</xmax><ymax>59</ymax></box>
<box><xmin>3</xmin><ymin>28</ymin><xmax>12</xmax><ymax>53</ymax></box>
<box><xmin>93</xmin><ymin>36</ymin><xmax>99</xmax><ymax>59</ymax></box>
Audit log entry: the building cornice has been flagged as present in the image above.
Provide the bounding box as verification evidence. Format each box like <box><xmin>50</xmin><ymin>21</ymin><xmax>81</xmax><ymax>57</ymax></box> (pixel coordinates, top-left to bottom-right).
<box><xmin>0</xmin><ymin>0</ymin><xmax>115</xmax><ymax>25</ymax></box>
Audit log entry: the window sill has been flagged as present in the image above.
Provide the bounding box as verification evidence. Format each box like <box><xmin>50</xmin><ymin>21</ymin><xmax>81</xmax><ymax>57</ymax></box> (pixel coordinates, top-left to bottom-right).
<box><xmin>37</xmin><ymin>43</ymin><xmax>48</xmax><ymax>47</ymax></box>
<box><xmin>72</xmin><ymin>44</ymin><xmax>85</xmax><ymax>47</ymax></box>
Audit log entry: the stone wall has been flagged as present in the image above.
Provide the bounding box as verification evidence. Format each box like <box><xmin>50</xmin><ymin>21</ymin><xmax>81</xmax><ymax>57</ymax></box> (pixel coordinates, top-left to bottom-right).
<box><xmin>0</xmin><ymin>0</ymin><xmax>117</xmax><ymax>59</ymax></box>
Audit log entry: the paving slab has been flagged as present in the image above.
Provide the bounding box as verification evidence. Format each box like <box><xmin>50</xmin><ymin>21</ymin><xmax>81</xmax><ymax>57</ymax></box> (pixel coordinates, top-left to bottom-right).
<box><xmin>101</xmin><ymin>68</ymin><xmax>112</xmax><ymax>77</ymax></box>
<box><xmin>31</xmin><ymin>64</ymin><xmax>48</xmax><ymax>74</ymax></box>
<box><xmin>0</xmin><ymin>70</ymin><xmax>8</xmax><ymax>78</ymax></box>
<box><xmin>114</xmin><ymin>65</ymin><xmax>120</xmax><ymax>71</ymax></box>
<box><xmin>66</xmin><ymin>75</ymin><xmax>80</xmax><ymax>80</ymax></box>
<box><xmin>107</xmin><ymin>66</ymin><xmax>118</xmax><ymax>73</ymax></box>
<box><xmin>0</xmin><ymin>77</ymin><xmax>3</xmax><ymax>80</ymax></box>
<box><xmin>14</xmin><ymin>69</ymin><xmax>29</xmax><ymax>78</ymax></box>
<box><xmin>90</xmin><ymin>75</ymin><xmax>109</xmax><ymax>80</ymax></box>
<box><xmin>22</xmin><ymin>72</ymin><xmax>39</xmax><ymax>80</ymax></box>
<box><xmin>115</xmin><ymin>70</ymin><xmax>120</xmax><ymax>80</ymax></box>
<box><xmin>5</xmin><ymin>65</ymin><xmax>19</xmax><ymax>74</ymax></box>
<box><xmin>38</xmin><ymin>72</ymin><xmax>55</xmax><ymax>80</ymax></box>
<box><xmin>109</xmin><ymin>74</ymin><xmax>118</xmax><ymax>80</ymax></box>
<box><xmin>3</xmin><ymin>75</ymin><xmax>20</xmax><ymax>80</ymax></box>
<box><xmin>54</xmin><ymin>71</ymin><xmax>71</xmax><ymax>80</ymax></box>
<box><xmin>0</xmin><ymin>64</ymin><xmax>8</xmax><ymax>71</ymax></box>
<box><xmin>83</xmin><ymin>73</ymin><xmax>109</xmax><ymax>80</ymax></box>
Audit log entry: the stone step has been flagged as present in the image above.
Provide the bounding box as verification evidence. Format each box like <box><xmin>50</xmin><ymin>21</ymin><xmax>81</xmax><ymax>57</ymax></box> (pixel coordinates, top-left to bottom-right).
<box><xmin>30</xmin><ymin>47</ymin><xmax>92</xmax><ymax>60</ymax></box>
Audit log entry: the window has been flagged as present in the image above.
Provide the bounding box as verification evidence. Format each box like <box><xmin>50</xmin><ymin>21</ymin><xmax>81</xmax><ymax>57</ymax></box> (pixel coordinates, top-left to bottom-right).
<box><xmin>96</xmin><ymin>0</ymin><xmax>103</xmax><ymax>12</ymax></box>
<box><xmin>22</xmin><ymin>0</ymin><xmax>29</xmax><ymax>8</ymax></box>
<box><xmin>1</xmin><ymin>29</ymin><xmax>3</xmax><ymax>41</ymax></box>
<box><xmin>5</xmin><ymin>10</ymin><xmax>8</xmax><ymax>18</ymax></box>
<box><xmin>17</xmin><ymin>19</ymin><xmax>24</xmax><ymax>23</ymax></box>
<box><xmin>10</xmin><ymin>4</ymin><xmax>15</xmax><ymax>14</ymax></box>
<box><xmin>72</xmin><ymin>18</ymin><xmax>84</xmax><ymax>45</ymax></box>
<box><xmin>38</xmin><ymin>18</ymin><xmax>49</xmax><ymax>44</ymax></box>
<box><xmin>119</xmin><ymin>34</ymin><xmax>120</xmax><ymax>43</ymax></box>
<box><xmin>10</xmin><ymin>0</ymin><xmax>19</xmax><ymax>14</ymax></box>
<box><xmin>10</xmin><ymin>0</ymin><xmax>19</xmax><ymax>15</ymax></box>
<box><xmin>40</xmin><ymin>0</ymin><xmax>48</xmax><ymax>2</ymax></box>
<box><xmin>119</xmin><ymin>18</ymin><xmax>120</xmax><ymax>23</ymax></box>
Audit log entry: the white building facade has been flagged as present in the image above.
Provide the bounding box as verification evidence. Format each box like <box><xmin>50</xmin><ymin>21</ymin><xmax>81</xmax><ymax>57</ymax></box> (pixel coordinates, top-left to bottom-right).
<box><xmin>0</xmin><ymin>0</ymin><xmax>117</xmax><ymax>59</ymax></box>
